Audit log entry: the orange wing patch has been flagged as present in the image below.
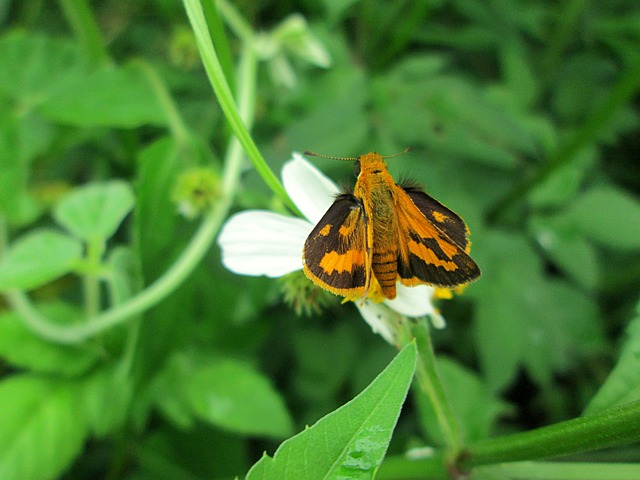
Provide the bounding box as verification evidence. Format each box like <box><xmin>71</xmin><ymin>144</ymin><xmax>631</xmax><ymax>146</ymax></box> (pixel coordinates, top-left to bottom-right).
<box><xmin>302</xmin><ymin>194</ymin><xmax>370</xmax><ymax>299</ymax></box>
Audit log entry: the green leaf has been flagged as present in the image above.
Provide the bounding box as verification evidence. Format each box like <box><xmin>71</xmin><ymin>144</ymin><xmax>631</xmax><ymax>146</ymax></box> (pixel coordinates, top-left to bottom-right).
<box><xmin>245</xmin><ymin>342</ymin><xmax>417</xmax><ymax>480</ymax></box>
<box><xmin>585</xmin><ymin>300</ymin><xmax>640</xmax><ymax>414</ymax></box>
<box><xmin>82</xmin><ymin>366</ymin><xmax>134</xmax><ymax>438</ymax></box>
<box><xmin>39</xmin><ymin>63</ymin><xmax>168</xmax><ymax>128</ymax></box>
<box><xmin>0</xmin><ymin>374</ymin><xmax>88</xmax><ymax>480</ymax></box>
<box><xmin>500</xmin><ymin>41</ymin><xmax>538</xmax><ymax>108</ymax></box>
<box><xmin>529</xmin><ymin>214</ymin><xmax>600</xmax><ymax>291</ymax></box>
<box><xmin>0</xmin><ymin>113</ymin><xmax>46</xmax><ymax>226</ymax></box>
<box><xmin>470</xmin><ymin>232</ymin><xmax>540</xmax><ymax>390</ymax></box>
<box><xmin>0</xmin><ymin>31</ymin><xmax>88</xmax><ymax>101</ymax></box>
<box><xmin>0</xmin><ymin>229</ymin><xmax>82</xmax><ymax>291</ymax></box>
<box><xmin>157</xmin><ymin>352</ymin><xmax>293</xmax><ymax>437</ymax></box>
<box><xmin>54</xmin><ymin>180</ymin><xmax>135</xmax><ymax>242</ymax></box>
<box><xmin>470</xmin><ymin>231</ymin><xmax>604</xmax><ymax>391</ymax></box>
<box><xmin>552</xmin><ymin>53</ymin><xmax>617</xmax><ymax>123</ymax></box>
<box><xmin>0</xmin><ymin>303</ymin><xmax>97</xmax><ymax>376</ymax></box>
<box><xmin>528</xmin><ymin>147</ymin><xmax>596</xmax><ymax>209</ymax></box>
<box><xmin>566</xmin><ymin>184</ymin><xmax>640</xmax><ymax>249</ymax></box>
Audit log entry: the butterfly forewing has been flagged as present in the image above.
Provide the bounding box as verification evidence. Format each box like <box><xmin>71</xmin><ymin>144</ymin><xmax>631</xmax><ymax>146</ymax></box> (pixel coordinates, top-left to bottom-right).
<box><xmin>302</xmin><ymin>194</ymin><xmax>370</xmax><ymax>298</ymax></box>
<box><xmin>401</xmin><ymin>185</ymin><xmax>471</xmax><ymax>252</ymax></box>
<box><xmin>394</xmin><ymin>186</ymin><xmax>481</xmax><ymax>288</ymax></box>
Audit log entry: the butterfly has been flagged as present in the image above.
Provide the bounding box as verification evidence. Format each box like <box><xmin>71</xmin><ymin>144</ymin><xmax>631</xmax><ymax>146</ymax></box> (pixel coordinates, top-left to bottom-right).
<box><xmin>302</xmin><ymin>151</ymin><xmax>480</xmax><ymax>301</ymax></box>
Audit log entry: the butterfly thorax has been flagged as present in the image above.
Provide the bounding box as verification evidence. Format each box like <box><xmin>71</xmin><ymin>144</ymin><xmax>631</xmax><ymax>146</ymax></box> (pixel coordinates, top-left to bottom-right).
<box><xmin>356</xmin><ymin>154</ymin><xmax>400</xmax><ymax>299</ymax></box>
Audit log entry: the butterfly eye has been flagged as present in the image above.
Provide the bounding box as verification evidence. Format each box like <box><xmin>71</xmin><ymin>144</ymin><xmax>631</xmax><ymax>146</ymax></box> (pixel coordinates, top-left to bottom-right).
<box><xmin>353</xmin><ymin>160</ymin><xmax>361</xmax><ymax>178</ymax></box>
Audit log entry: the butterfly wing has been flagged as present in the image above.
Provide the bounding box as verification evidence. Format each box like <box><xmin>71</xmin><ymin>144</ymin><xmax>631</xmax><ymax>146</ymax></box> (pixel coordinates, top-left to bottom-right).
<box><xmin>303</xmin><ymin>193</ymin><xmax>371</xmax><ymax>299</ymax></box>
<box><xmin>394</xmin><ymin>185</ymin><xmax>481</xmax><ymax>288</ymax></box>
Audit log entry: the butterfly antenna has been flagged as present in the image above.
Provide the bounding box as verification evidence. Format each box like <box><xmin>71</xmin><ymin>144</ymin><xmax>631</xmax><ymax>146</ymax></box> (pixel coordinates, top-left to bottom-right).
<box><xmin>304</xmin><ymin>147</ymin><xmax>411</xmax><ymax>161</ymax></box>
<box><xmin>381</xmin><ymin>147</ymin><xmax>412</xmax><ymax>159</ymax></box>
<box><xmin>303</xmin><ymin>151</ymin><xmax>358</xmax><ymax>161</ymax></box>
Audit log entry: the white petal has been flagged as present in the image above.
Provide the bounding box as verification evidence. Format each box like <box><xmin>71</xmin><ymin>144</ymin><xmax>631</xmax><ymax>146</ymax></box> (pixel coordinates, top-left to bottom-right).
<box><xmin>282</xmin><ymin>152</ymin><xmax>340</xmax><ymax>223</ymax></box>
<box><xmin>217</xmin><ymin>210</ymin><xmax>312</xmax><ymax>277</ymax></box>
<box><xmin>356</xmin><ymin>300</ymin><xmax>397</xmax><ymax>344</ymax></box>
<box><xmin>385</xmin><ymin>284</ymin><xmax>436</xmax><ymax>317</ymax></box>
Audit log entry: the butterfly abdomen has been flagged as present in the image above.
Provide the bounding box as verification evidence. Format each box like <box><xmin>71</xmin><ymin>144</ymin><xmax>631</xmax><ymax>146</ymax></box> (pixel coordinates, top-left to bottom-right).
<box><xmin>372</xmin><ymin>250</ymin><xmax>398</xmax><ymax>299</ymax></box>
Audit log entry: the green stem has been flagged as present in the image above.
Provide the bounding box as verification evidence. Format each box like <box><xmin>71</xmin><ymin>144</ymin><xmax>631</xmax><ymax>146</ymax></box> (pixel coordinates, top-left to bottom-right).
<box><xmin>478</xmin><ymin>461</ymin><xmax>640</xmax><ymax>480</ymax></box>
<box><xmin>83</xmin><ymin>237</ymin><xmax>105</xmax><ymax>319</ymax></box>
<box><xmin>202</xmin><ymin>0</ymin><xmax>236</xmax><ymax>96</ymax></box>
<box><xmin>8</xmin><ymin>200</ymin><xmax>226</xmax><ymax>344</ymax></box>
<box><xmin>216</xmin><ymin>0</ymin><xmax>255</xmax><ymax>46</ymax></box>
<box><xmin>222</xmin><ymin>45</ymin><xmax>256</xmax><ymax>195</ymax></box>
<box><xmin>183</xmin><ymin>0</ymin><xmax>300</xmax><ymax>215</ymax></box>
<box><xmin>460</xmin><ymin>399</ymin><xmax>640</xmax><ymax>469</ymax></box>
<box><xmin>404</xmin><ymin>317</ymin><xmax>463</xmax><ymax>456</ymax></box>
<box><xmin>134</xmin><ymin>60</ymin><xmax>191</xmax><ymax>146</ymax></box>
<box><xmin>486</xmin><ymin>53</ymin><xmax>640</xmax><ymax>224</ymax></box>
<box><xmin>58</xmin><ymin>0</ymin><xmax>110</xmax><ymax>66</ymax></box>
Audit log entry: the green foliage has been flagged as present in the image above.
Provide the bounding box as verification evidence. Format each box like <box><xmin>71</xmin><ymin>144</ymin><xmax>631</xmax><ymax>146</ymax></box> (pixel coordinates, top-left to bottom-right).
<box><xmin>586</xmin><ymin>299</ymin><xmax>640</xmax><ymax>414</ymax></box>
<box><xmin>0</xmin><ymin>230</ymin><xmax>82</xmax><ymax>291</ymax></box>
<box><xmin>246</xmin><ymin>343</ymin><xmax>416</xmax><ymax>479</ymax></box>
<box><xmin>54</xmin><ymin>181</ymin><xmax>135</xmax><ymax>242</ymax></box>
<box><xmin>0</xmin><ymin>303</ymin><xmax>97</xmax><ymax>376</ymax></box>
<box><xmin>153</xmin><ymin>352</ymin><xmax>294</xmax><ymax>437</ymax></box>
<box><xmin>0</xmin><ymin>0</ymin><xmax>639</xmax><ymax>479</ymax></box>
<box><xmin>0</xmin><ymin>375</ymin><xmax>89</xmax><ymax>480</ymax></box>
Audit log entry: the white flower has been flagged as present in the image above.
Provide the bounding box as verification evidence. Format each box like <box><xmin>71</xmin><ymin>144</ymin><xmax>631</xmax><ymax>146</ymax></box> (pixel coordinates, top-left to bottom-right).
<box><xmin>217</xmin><ymin>152</ymin><xmax>445</xmax><ymax>343</ymax></box>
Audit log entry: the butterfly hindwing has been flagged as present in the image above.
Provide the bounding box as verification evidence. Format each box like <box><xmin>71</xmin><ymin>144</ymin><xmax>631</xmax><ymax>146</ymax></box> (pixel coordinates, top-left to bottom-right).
<box><xmin>394</xmin><ymin>186</ymin><xmax>481</xmax><ymax>288</ymax></box>
<box><xmin>302</xmin><ymin>193</ymin><xmax>370</xmax><ymax>298</ymax></box>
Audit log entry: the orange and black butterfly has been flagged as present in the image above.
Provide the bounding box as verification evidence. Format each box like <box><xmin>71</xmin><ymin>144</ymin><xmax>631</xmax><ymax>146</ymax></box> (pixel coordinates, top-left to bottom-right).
<box><xmin>302</xmin><ymin>151</ymin><xmax>480</xmax><ymax>301</ymax></box>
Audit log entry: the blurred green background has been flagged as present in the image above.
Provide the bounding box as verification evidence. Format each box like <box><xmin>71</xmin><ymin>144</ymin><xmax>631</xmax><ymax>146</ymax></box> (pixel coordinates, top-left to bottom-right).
<box><xmin>0</xmin><ymin>0</ymin><xmax>639</xmax><ymax>479</ymax></box>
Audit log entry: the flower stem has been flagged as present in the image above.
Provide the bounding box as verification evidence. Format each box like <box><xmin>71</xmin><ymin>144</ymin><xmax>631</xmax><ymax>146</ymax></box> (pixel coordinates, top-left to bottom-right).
<box><xmin>479</xmin><ymin>461</ymin><xmax>640</xmax><ymax>480</ymax></box>
<box><xmin>134</xmin><ymin>59</ymin><xmax>191</xmax><ymax>147</ymax></box>
<box><xmin>82</xmin><ymin>237</ymin><xmax>105</xmax><ymax>319</ymax></box>
<box><xmin>404</xmin><ymin>317</ymin><xmax>463</xmax><ymax>456</ymax></box>
<box><xmin>202</xmin><ymin>0</ymin><xmax>236</xmax><ymax>95</ymax></box>
<box><xmin>183</xmin><ymin>0</ymin><xmax>301</xmax><ymax>215</ymax></box>
<box><xmin>460</xmin><ymin>399</ymin><xmax>640</xmax><ymax>469</ymax></box>
<box><xmin>216</xmin><ymin>0</ymin><xmax>255</xmax><ymax>49</ymax></box>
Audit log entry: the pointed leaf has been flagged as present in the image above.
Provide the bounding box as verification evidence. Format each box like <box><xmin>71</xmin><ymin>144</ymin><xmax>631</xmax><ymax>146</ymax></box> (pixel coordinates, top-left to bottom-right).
<box><xmin>567</xmin><ymin>185</ymin><xmax>640</xmax><ymax>250</ymax></box>
<box><xmin>0</xmin><ymin>31</ymin><xmax>87</xmax><ymax>100</ymax></box>
<box><xmin>157</xmin><ymin>353</ymin><xmax>293</xmax><ymax>437</ymax></box>
<box><xmin>54</xmin><ymin>180</ymin><xmax>135</xmax><ymax>241</ymax></box>
<box><xmin>0</xmin><ymin>229</ymin><xmax>82</xmax><ymax>291</ymax></box>
<box><xmin>82</xmin><ymin>366</ymin><xmax>134</xmax><ymax>438</ymax></box>
<box><xmin>39</xmin><ymin>63</ymin><xmax>167</xmax><ymax>128</ymax></box>
<box><xmin>246</xmin><ymin>342</ymin><xmax>417</xmax><ymax>480</ymax></box>
<box><xmin>185</xmin><ymin>358</ymin><xmax>293</xmax><ymax>437</ymax></box>
<box><xmin>0</xmin><ymin>375</ymin><xmax>88</xmax><ymax>480</ymax></box>
<box><xmin>585</xmin><ymin>301</ymin><xmax>640</xmax><ymax>414</ymax></box>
